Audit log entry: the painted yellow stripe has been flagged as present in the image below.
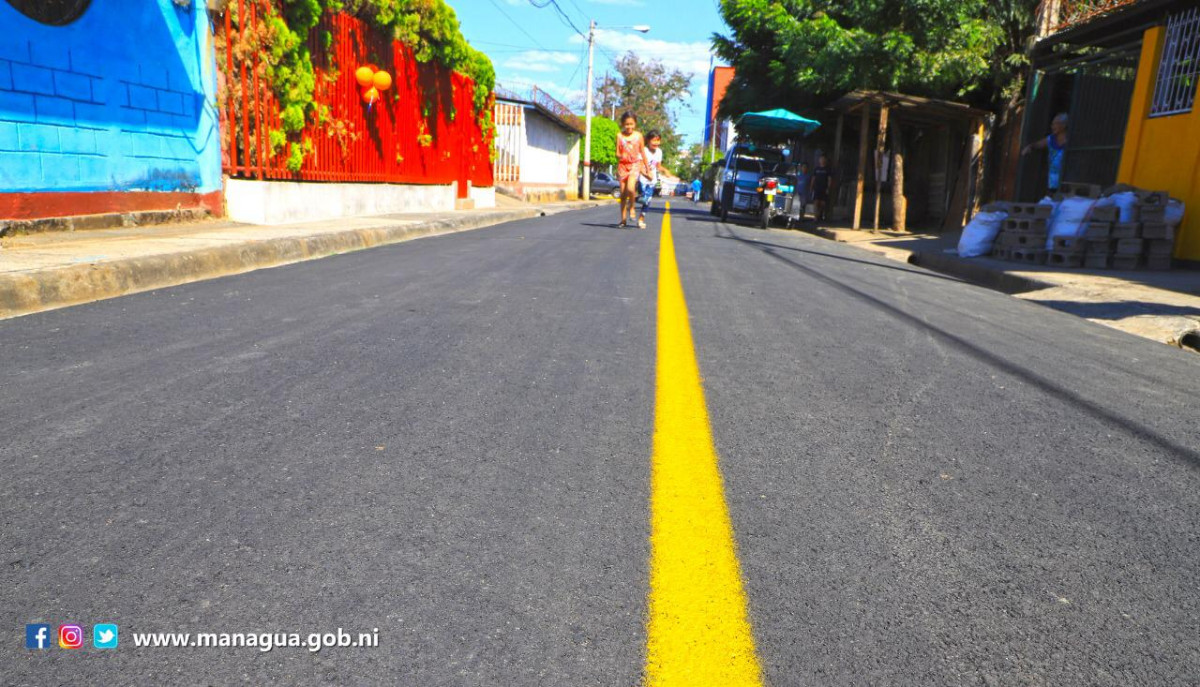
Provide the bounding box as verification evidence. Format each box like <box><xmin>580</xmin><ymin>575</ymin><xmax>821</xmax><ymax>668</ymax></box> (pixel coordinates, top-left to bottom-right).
<box><xmin>645</xmin><ymin>203</ymin><xmax>765</xmax><ymax>686</ymax></box>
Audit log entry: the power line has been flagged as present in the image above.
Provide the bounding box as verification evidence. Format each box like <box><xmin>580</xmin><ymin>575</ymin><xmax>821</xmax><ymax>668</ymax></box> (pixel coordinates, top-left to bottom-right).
<box><xmin>486</xmin><ymin>0</ymin><xmax>550</xmax><ymax>51</ymax></box>
<box><xmin>563</xmin><ymin>0</ymin><xmax>589</xmax><ymax>24</ymax></box>
<box><xmin>526</xmin><ymin>0</ymin><xmax>587</xmax><ymax>39</ymax></box>
<box><xmin>472</xmin><ymin>39</ymin><xmax>555</xmax><ymax>51</ymax></box>
<box><xmin>561</xmin><ymin>43</ymin><xmax>589</xmax><ymax>103</ymax></box>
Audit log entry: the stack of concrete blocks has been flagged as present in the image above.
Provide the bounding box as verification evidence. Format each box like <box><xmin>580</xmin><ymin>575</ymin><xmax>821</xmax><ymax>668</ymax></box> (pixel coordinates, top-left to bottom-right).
<box><xmin>1136</xmin><ymin>191</ymin><xmax>1176</xmax><ymax>270</ymax></box>
<box><xmin>1086</xmin><ymin>191</ymin><xmax>1176</xmax><ymax>270</ymax></box>
<box><xmin>988</xmin><ymin>185</ymin><xmax>1180</xmax><ymax>270</ymax></box>
<box><xmin>1082</xmin><ymin>205</ymin><xmax>1119</xmax><ymax>269</ymax></box>
<box><xmin>1056</xmin><ymin>182</ymin><xmax>1103</xmax><ymax>201</ymax></box>
<box><xmin>991</xmin><ymin>203</ymin><xmax>1051</xmax><ymax>264</ymax></box>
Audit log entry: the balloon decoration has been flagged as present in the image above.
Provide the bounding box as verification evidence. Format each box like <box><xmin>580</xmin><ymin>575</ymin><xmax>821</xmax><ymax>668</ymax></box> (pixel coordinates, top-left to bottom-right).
<box><xmin>355</xmin><ymin>66</ymin><xmax>375</xmax><ymax>88</ymax></box>
<box><xmin>356</xmin><ymin>65</ymin><xmax>392</xmax><ymax>114</ymax></box>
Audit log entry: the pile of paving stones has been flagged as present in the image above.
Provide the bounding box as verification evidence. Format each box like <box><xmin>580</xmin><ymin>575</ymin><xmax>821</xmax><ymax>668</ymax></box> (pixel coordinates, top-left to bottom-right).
<box><xmin>990</xmin><ymin>183</ymin><xmax>1180</xmax><ymax>271</ymax></box>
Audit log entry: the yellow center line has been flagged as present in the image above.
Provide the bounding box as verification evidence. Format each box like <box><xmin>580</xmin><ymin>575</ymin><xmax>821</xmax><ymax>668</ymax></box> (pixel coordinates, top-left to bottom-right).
<box><xmin>644</xmin><ymin>203</ymin><xmax>765</xmax><ymax>686</ymax></box>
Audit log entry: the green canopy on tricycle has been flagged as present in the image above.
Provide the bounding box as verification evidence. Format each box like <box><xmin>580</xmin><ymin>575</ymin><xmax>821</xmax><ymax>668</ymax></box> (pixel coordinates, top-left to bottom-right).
<box><xmin>735</xmin><ymin>109</ymin><xmax>821</xmax><ymax>137</ymax></box>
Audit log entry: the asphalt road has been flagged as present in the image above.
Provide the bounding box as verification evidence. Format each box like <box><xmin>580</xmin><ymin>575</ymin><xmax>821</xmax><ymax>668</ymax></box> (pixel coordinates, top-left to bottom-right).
<box><xmin>3</xmin><ymin>202</ymin><xmax>1199</xmax><ymax>685</ymax></box>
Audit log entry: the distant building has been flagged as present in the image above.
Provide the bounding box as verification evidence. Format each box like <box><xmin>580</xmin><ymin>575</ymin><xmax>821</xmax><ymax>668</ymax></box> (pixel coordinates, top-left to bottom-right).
<box><xmin>704</xmin><ymin>66</ymin><xmax>736</xmax><ymax>155</ymax></box>
<box><xmin>493</xmin><ymin>87</ymin><xmax>583</xmax><ymax>202</ymax></box>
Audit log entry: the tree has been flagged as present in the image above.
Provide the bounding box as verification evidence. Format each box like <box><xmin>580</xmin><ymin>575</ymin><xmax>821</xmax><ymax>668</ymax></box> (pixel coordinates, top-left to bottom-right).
<box><xmin>679</xmin><ymin>142</ymin><xmax>710</xmax><ymax>182</ymax></box>
<box><xmin>711</xmin><ymin>0</ymin><xmax>1036</xmax><ymax>120</ymax></box>
<box><xmin>586</xmin><ymin>116</ymin><xmax>619</xmax><ymax>170</ymax></box>
<box><xmin>595</xmin><ymin>53</ymin><xmax>692</xmax><ymax>170</ymax></box>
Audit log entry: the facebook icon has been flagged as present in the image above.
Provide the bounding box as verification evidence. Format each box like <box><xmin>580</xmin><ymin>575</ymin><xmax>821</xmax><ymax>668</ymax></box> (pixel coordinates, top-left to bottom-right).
<box><xmin>25</xmin><ymin>624</ymin><xmax>51</xmax><ymax>650</ymax></box>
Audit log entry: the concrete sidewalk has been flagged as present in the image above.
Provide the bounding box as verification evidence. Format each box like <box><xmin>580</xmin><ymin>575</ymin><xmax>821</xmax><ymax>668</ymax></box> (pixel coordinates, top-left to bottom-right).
<box><xmin>806</xmin><ymin>224</ymin><xmax>1200</xmax><ymax>351</ymax></box>
<box><xmin>0</xmin><ymin>200</ymin><xmax>606</xmax><ymax>320</ymax></box>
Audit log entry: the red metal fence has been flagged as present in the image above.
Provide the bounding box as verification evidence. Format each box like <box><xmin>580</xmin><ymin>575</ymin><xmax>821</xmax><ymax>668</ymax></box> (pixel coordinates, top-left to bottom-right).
<box><xmin>217</xmin><ymin>3</ymin><xmax>493</xmax><ymax>195</ymax></box>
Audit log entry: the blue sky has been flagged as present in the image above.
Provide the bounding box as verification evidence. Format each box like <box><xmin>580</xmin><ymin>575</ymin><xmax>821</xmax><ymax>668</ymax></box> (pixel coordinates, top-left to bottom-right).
<box><xmin>454</xmin><ymin>0</ymin><xmax>727</xmax><ymax>146</ymax></box>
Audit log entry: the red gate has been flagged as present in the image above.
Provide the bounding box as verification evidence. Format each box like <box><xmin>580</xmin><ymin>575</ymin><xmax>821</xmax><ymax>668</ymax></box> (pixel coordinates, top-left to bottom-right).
<box><xmin>217</xmin><ymin>3</ymin><xmax>493</xmax><ymax>191</ymax></box>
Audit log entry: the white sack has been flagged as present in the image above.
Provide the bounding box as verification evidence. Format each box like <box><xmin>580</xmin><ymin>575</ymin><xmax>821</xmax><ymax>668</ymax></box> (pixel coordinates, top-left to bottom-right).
<box><xmin>1166</xmin><ymin>199</ymin><xmax>1185</xmax><ymax>227</ymax></box>
<box><xmin>1047</xmin><ymin>196</ymin><xmax>1096</xmax><ymax>249</ymax></box>
<box><xmin>958</xmin><ymin>211</ymin><xmax>1008</xmax><ymax>258</ymax></box>
<box><xmin>1110</xmin><ymin>192</ymin><xmax>1138</xmax><ymax>223</ymax></box>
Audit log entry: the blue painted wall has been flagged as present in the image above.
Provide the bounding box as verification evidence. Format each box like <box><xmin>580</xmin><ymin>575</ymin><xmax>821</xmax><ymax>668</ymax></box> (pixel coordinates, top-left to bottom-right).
<box><xmin>0</xmin><ymin>0</ymin><xmax>221</xmax><ymax>194</ymax></box>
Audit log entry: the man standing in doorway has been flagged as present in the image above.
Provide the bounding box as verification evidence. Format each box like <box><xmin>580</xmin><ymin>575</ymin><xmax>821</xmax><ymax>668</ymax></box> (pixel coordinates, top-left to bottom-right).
<box><xmin>1022</xmin><ymin>113</ymin><xmax>1069</xmax><ymax>195</ymax></box>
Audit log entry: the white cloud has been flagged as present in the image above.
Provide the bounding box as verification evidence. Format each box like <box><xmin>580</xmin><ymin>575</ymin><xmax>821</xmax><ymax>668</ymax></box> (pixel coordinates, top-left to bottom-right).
<box><xmin>569</xmin><ymin>29</ymin><xmax>713</xmax><ymax>94</ymax></box>
<box><xmin>504</xmin><ymin>50</ymin><xmax>580</xmax><ymax>73</ymax></box>
<box><xmin>566</xmin><ymin>29</ymin><xmax>715</xmax><ymax>143</ymax></box>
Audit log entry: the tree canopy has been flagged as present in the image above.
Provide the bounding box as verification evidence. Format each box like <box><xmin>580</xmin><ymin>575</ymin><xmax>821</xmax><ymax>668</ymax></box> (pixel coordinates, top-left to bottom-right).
<box><xmin>595</xmin><ymin>53</ymin><xmax>692</xmax><ymax>169</ymax></box>
<box><xmin>713</xmin><ymin>0</ymin><xmax>1038</xmax><ymax>121</ymax></box>
<box><xmin>586</xmin><ymin>116</ymin><xmax>620</xmax><ymax>169</ymax></box>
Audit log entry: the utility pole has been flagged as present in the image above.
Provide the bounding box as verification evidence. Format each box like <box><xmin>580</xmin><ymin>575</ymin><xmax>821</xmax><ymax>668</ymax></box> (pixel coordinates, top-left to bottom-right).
<box><xmin>582</xmin><ymin>23</ymin><xmax>648</xmax><ymax>199</ymax></box>
<box><xmin>583</xmin><ymin>20</ymin><xmax>595</xmax><ymax>200</ymax></box>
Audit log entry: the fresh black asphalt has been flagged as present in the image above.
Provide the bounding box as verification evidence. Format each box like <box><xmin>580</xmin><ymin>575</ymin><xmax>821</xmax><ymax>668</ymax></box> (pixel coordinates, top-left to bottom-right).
<box><xmin>3</xmin><ymin>203</ymin><xmax>1198</xmax><ymax>685</ymax></box>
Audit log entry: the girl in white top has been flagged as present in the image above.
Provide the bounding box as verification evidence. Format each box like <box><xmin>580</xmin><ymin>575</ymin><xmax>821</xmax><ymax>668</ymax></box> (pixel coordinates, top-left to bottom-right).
<box><xmin>637</xmin><ymin>131</ymin><xmax>674</xmax><ymax>229</ymax></box>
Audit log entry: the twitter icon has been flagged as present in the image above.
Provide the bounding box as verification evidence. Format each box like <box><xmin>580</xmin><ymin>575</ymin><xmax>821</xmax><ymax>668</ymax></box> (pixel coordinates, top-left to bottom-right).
<box><xmin>93</xmin><ymin>624</ymin><xmax>118</xmax><ymax>649</ymax></box>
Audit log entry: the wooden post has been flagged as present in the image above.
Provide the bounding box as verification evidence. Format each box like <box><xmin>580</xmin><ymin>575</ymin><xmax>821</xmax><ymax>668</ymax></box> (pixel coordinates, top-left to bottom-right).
<box><xmin>832</xmin><ymin>113</ymin><xmax>844</xmax><ymax>217</ymax></box>
<box><xmin>970</xmin><ymin>116</ymin><xmax>987</xmax><ymax>218</ymax></box>
<box><xmin>891</xmin><ymin>119</ymin><xmax>906</xmax><ymax>232</ymax></box>
<box><xmin>853</xmin><ymin>105</ymin><xmax>869</xmax><ymax>230</ymax></box>
<box><xmin>833</xmin><ymin>113</ymin><xmax>845</xmax><ymax>167</ymax></box>
<box><xmin>873</xmin><ymin>104</ymin><xmax>889</xmax><ymax>232</ymax></box>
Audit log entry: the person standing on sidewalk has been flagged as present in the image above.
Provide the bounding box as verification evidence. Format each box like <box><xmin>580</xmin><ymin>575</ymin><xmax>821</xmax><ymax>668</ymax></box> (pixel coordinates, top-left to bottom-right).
<box><xmin>1022</xmin><ymin>113</ymin><xmax>1069</xmax><ymax>195</ymax></box>
<box><xmin>794</xmin><ymin>161</ymin><xmax>812</xmax><ymax>221</ymax></box>
<box><xmin>811</xmin><ymin>154</ymin><xmax>834</xmax><ymax>222</ymax></box>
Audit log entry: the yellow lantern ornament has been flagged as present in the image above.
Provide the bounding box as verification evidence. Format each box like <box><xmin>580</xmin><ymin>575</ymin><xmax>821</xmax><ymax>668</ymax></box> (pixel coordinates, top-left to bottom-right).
<box><xmin>355</xmin><ymin>66</ymin><xmax>375</xmax><ymax>88</ymax></box>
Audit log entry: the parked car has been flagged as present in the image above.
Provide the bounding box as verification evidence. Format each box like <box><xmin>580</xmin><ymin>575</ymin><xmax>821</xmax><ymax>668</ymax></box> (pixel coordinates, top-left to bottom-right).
<box><xmin>581</xmin><ymin>172</ymin><xmax>621</xmax><ymax>198</ymax></box>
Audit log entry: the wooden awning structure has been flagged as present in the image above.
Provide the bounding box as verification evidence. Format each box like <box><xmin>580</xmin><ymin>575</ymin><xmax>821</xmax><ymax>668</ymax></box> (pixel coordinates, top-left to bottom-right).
<box><xmin>822</xmin><ymin>91</ymin><xmax>991</xmax><ymax>232</ymax></box>
<box><xmin>826</xmin><ymin>91</ymin><xmax>991</xmax><ymax>127</ymax></box>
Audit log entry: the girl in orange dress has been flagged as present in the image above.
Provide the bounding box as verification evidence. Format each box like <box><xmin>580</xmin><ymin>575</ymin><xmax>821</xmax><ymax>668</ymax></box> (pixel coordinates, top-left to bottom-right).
<box><xmin>616</xmin><ymin>112</ymin><xmax>646</xmax><ymax>228</ymax></box>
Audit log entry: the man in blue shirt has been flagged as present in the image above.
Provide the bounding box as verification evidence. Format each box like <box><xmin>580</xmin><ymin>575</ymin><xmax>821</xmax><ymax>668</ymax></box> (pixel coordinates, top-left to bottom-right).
<box><xmin>1022</xmin><ymin>113</ymin><xmax>1069</xmax><ymax>194</ymax></box>
<box><xmin>691</xmin><ymin>178</ymin><xmax>702</xmax><ymax>203</ymax></box>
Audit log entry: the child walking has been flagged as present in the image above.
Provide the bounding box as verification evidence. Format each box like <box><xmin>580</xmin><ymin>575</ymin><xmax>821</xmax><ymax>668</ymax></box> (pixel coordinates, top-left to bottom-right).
<box><xmin>636</xmin><ymin>130</ymin><xmax>675</xmax><ymax>229</ymax></box>
<box><xmin>616</xmin><ymin>112</ymin><xmax>645</xmax><ymax>228</ymax></box>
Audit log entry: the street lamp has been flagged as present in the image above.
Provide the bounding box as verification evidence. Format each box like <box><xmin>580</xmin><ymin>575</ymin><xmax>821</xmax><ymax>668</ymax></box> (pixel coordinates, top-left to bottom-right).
<box><xmin>583</xmin><ymin>22</ymin><xmax>650</xmax><ymax>200</ymax></box>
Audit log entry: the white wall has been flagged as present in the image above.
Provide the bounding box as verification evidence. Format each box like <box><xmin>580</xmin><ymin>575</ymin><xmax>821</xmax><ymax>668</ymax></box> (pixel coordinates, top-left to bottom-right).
<box><xmin>521</xmin><ymin>111</ymin><xmax>577</xmax><ymax>186</ymax></box>
<box><xmin>225</xmin><ymin>179</ymin><xmax>456</xmax><ymax>225</ymax></box>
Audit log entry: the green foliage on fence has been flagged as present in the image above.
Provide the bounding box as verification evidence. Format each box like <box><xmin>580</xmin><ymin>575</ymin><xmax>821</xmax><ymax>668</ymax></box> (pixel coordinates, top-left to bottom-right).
<box><xmin>230</xmin><ymin>0</ymin><xmax>494</xmax><ymax>170</ymax></box>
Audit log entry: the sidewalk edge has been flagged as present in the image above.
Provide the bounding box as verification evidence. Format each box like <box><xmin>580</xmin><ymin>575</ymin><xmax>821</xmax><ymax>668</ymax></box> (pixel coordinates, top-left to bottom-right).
<box><xmin>906</xmin><ymin>251</ymin><xmax>1056</xmax><ymax>295</ymax></box>
<box><xmin>0</xmin><ymin>208</ymin><xmax>540</xmax><ymax>320</ymax></box>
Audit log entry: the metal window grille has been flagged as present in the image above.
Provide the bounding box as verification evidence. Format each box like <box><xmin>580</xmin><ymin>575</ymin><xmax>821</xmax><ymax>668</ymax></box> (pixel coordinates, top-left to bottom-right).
<box><xmin>1151</xmin><ymin>7</ymin><xmax>1200</xmax><ymax>117</ymax></box>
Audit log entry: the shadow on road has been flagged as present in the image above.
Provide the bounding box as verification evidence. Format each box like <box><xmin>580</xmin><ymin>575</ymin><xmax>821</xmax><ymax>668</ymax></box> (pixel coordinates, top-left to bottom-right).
<box><xmin>717</xmin><ymin>225</ymin><xmax>1200</xmax><ymax>470</ymax></box>
<box><xmin>1028</xmin><ymin>300</ymin><xmax>1200</xmax><ymax>321</ymax></box>
<box><xmin>694</xmin><ymin>219</ymin><xmax>967</xmax><ymax>285</ymax></box>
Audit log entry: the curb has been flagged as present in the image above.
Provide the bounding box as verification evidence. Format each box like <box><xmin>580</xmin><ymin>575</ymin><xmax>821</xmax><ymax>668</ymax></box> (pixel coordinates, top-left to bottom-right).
<box><xmin>906</xmin><ymin>251</ymin><xmax>1056</xmax><ymax>295</ymax></box>
<box><xmin>801</xmin><ymin>226</ymin><xmax>1057</xmax><ymax>295</ymax></box>
<box><xmin>0</xmin><ymin>207</ymin><xmax>542</xmax><ymax>320</ymax></box>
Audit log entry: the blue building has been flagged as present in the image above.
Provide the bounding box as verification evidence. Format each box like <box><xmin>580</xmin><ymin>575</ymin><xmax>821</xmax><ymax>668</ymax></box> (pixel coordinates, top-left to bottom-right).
<box><xmin>0</xmin><ymin>0</ymin><xmax>222</xmax><ymax>220</ymax></box>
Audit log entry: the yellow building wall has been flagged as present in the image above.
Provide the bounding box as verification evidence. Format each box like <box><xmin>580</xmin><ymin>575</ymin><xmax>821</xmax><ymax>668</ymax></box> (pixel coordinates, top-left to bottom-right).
<box><xmin>1117</xmin><ymin>26</ymin><xmax>1200</xmax><ymax>261</ymax></box>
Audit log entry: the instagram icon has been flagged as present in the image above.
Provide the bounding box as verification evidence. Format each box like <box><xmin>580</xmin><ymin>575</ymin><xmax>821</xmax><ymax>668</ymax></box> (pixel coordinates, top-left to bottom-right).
<box><xmin>58</xmin><ymin>624</ymin><xmax>84</xmax><ymax>650</ymax></box>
